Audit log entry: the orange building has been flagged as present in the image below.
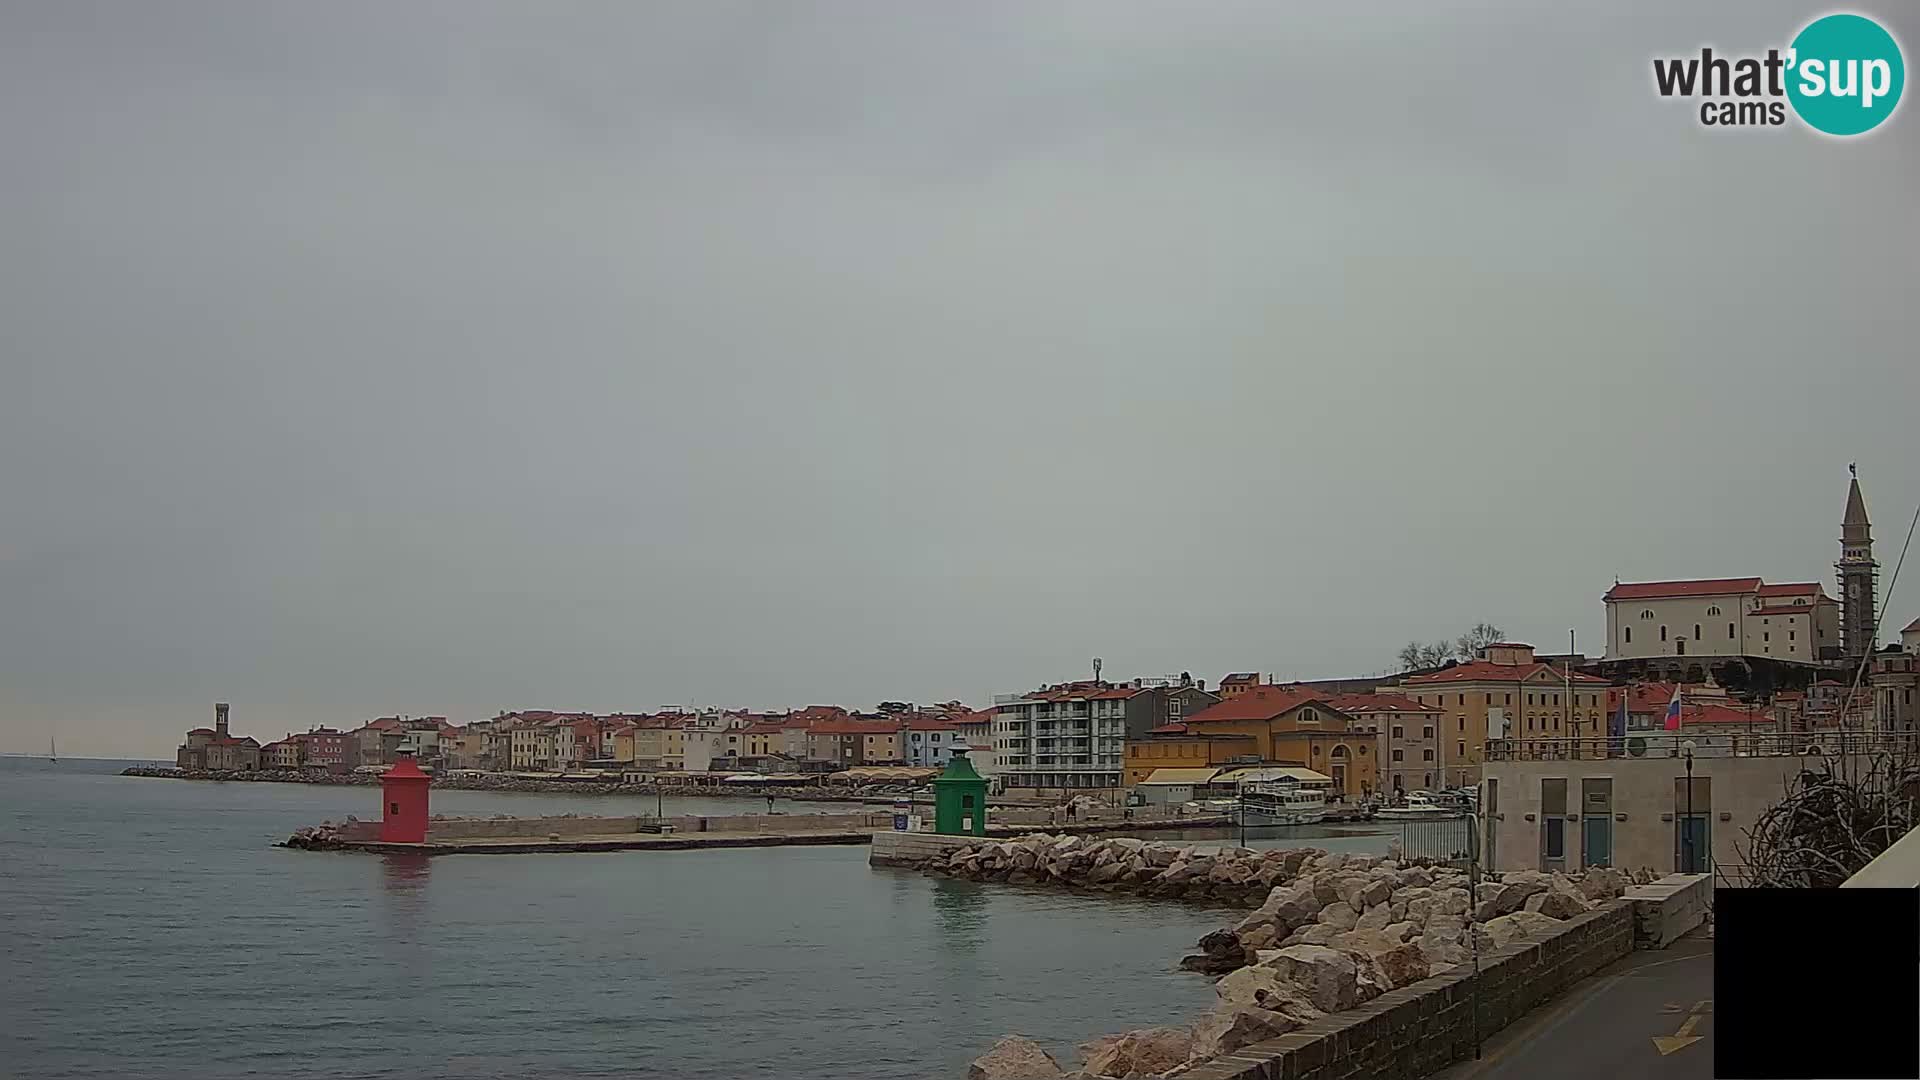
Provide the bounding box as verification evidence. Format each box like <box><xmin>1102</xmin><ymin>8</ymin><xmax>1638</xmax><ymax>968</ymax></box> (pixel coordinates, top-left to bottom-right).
<box><xmin>1131</xmin><ymin>686</ymin><xmax>1378</xmax><ymax>798</ymax></box>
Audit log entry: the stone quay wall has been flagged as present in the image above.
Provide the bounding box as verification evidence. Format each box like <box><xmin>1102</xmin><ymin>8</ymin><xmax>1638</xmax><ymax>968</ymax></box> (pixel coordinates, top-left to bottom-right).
<box><xmin>307</xmin><ymin>811</ymin><xmax>892</xmax><ymax>846</ymax></box>
<box><xmin>1179</xmin><ymin>903</ymin><xmax>1635</xmax><ymax>1080</ymax></box>
<box><xmin>1624</xmin><ymin>873</ymin><xmax>1711</xmax><ymax>948</ymax></box>
<box><xmin>871</xmin><ymin>832</ymin><xmax>979</xmax><ymax>867</ymax></box>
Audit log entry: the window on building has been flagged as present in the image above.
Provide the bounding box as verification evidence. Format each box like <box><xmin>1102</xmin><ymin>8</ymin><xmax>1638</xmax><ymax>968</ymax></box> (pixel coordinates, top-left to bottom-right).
<box><xmin>1391</xmin><ymin>725</ymin><xmax>1403</xmax><ymax>738</ymax></box>
<box><xmin>1424</xmin><ymin>772</ymin><xmax>1433</xmax><ymax>787</ymax></box>
<box><xmin>1660</xmin><ymin>625</ymin><xmax>1668</xmax><ymax>641</ymax></box>
<box><xmin>1763</xmin><ymin>632</ymin><xmax>1770</xmax><ymax>642</ymax></box>
<box><xmin>1707</xmin><ymin>605</ymin><xmax>1721</xmax><ymax>616</ymax></box>
<box><xmin>1456</xmin><ymin>740</ymin><xmax>1466</xmax><ymax>758</ymax></box>
<box><xmin>1694</xmin><ymin>624</ymin><xmax>1702</xmax><ymax>640</ymax></box>
<box><xmin>1789</xmin><ymin>630</ymin><xmax>1796</xmax><ymax>641</ymax></box>
<box><xmin>1504</xmin><ymin>694</ymin><xmax>1512</xmax><ymax>705</ymax></box>
<box><xmin>1729</xmin><ymin>622</ymin><xmax>1736</xmax><ymax>639</ymax></box>
<box><xmin>1423</xmin><ymin>749</ymin><xmax>1434</xmax><ymax>761</ymax></box>
<box><xmin>1641</xmin><ymin>609</ymin><xmax>1654</xmax><ymax>619</ymax></box>
<box><xmin>1392</xmin><ymin>749</ymin><xmax>1404</xmax><ymax>761</ymax></box>
<box><xmin>1458</xmin><ymin>694</ymin><xmax>1465</xmax><ymax>706</ymax></box>
<box><xmin>1625</xmin><ymin>627</ymin><xmax>1632</xmax><ymax>644</ymax></box>
<box><xmin>1458</xmin><ymin>716</ymin><xmax>1465</xmax><ymax>732</ymax></box>
<box><xmin>1422</xmin><ymin>725</ymin><xmax>1434</xmax><ymax>738</ymax></box>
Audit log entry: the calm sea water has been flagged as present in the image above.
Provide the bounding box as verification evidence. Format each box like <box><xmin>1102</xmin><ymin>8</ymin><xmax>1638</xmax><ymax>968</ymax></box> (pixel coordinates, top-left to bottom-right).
<box><xmin>0</xmin><ymin>758</ymin><xmax>1390</xmax><ymax>1080</ymax></box>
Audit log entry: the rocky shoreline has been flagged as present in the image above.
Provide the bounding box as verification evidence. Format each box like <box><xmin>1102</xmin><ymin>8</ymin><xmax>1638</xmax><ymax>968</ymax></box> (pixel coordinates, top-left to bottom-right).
<box><xmin>895</xmin><ymin>834</ymin><xmax>1648</xmax><ymax>1079</ymax></box>
<box><xmin>119</xmin><ymin>765</ymin><xmax>921</xmax><ymax>802</ymax></box>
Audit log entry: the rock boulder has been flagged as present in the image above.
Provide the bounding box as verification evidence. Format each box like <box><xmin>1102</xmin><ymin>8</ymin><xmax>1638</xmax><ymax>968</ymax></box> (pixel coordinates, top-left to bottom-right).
<box><xmin>1190</xmin><ymin>1006</ymin><xmax>1302</xmax><ymax>1061</ymax></box>
<box><xmin>967</xmin><ymin>1036</ymin><xmax>1064</xmax><ymax>1080</ymax></box>
<box><xmin>1080</xmin><ymin>1026</ymin><xmax>1193</xmax><ymax>1078</ymax></box>
<box><xmin>1259</xmin><ymin>944</ymin><xmax>1362</xmax><ymax>1013</ymax></box>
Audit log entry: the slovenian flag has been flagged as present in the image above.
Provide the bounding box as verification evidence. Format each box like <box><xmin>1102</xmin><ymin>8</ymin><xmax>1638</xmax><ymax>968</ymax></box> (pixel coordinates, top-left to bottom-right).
<box><xmin>1663</xmin><ymin>687</ymin><xmax>1684</xmax><ymax>732</ymax></box>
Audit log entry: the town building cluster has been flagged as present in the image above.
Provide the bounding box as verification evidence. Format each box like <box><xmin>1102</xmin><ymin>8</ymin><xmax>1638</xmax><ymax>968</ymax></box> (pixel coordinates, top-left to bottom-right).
<box><xmin>179</xmin><ymin>473</ymin><xmax>1920</xmax><ymax>818</ymax></box>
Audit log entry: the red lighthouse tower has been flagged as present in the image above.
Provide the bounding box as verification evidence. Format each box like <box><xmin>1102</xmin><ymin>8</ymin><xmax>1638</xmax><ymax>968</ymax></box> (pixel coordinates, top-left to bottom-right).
<box><xmin>380</xmin><ymin>751</ymin><xmax>431</xmax><ymax>843</ymax></box>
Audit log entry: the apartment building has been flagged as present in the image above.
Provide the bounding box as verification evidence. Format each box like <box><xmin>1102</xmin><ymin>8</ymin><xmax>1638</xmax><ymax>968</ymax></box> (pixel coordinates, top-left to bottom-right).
<box><xmin>1324</xmin><ymin>692</ymin><xmax>1446</xmax><ymax>794</ymax></box>
<box><xmin>1395</xmin><ymin>643</ymin><xmax>1611</xmax><ymax>785</ymax></box>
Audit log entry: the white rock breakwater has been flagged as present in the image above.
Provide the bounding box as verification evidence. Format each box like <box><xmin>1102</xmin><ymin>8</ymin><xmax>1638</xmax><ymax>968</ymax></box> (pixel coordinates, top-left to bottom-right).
<box><xmin>939</xmin><ymin>836</ymin><xmax>1646</xmax><ymax>1079</ymax></box>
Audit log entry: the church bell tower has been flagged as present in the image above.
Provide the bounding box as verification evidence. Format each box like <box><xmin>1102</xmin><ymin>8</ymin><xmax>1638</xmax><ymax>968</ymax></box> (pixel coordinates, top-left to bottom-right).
<box><xmin>1838</xmin><ymin>465</ymin><xmax>1878</xmax><ymax>661</ymax></box>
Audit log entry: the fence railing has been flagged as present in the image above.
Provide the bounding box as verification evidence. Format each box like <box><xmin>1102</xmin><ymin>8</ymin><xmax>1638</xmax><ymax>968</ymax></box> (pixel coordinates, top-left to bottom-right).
<box><xmin>1484</xmin><ymin>731</ymin><xmax>1916</xmax><ymax>762</ymax></box>
<box><xmin>1395</xmin><ymin>817</ymin><xmax>1478</xmax><ymax>866</ymax></box>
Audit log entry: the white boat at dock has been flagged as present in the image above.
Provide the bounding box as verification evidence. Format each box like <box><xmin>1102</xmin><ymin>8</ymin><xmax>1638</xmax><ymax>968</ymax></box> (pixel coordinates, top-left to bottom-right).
<box><xmin>1237</xmin><ymin>781</ymin><xmax>1328</xmax><ymax>825</ymax></box>
<box><xmin>1374</xmin><ymin>791</ymin><xmax>1468</xmax><ymax>820</ymax></box>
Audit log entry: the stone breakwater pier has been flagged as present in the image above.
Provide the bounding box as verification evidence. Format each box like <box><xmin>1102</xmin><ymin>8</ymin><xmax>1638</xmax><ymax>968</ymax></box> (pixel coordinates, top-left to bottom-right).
<box><xmin>282</xmin><ymin>812</ymin><xmax>1237</xmax><ymax>855</ymax></box>
<box><xmin>870</xmin><ymin>834</ymin><xmax>1710</xmax><ymax>1080</ymax></box>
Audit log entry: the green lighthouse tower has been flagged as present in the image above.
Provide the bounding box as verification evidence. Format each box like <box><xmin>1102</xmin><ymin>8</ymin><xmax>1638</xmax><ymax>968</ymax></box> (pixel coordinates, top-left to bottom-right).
<box><xmin>931</xmin><ymin>749</ymin><xmax>989</xmax><ymax>836</ymax></box>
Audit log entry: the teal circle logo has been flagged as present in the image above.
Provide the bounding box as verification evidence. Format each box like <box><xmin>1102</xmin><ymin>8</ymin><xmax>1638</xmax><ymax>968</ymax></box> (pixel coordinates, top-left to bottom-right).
<box><xmin>1787</xmin><ymin>13</ymin><xmax>1905</xmax><ymax>136</ymax></box>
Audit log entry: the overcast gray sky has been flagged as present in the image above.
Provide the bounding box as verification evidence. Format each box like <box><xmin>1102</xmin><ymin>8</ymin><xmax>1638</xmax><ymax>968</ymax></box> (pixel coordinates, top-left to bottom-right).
<box><xmin>4</xmin><ymin>2</ymin><xmax>1917</xmax><ymax>756</ymax></box>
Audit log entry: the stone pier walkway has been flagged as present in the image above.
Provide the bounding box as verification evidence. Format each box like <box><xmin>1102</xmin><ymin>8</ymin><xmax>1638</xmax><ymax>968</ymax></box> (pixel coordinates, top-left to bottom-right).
<box><xmin>1429</xmin><ymin>930</ymin><xmax>1714</xmax><ymax>1080</ymax></box>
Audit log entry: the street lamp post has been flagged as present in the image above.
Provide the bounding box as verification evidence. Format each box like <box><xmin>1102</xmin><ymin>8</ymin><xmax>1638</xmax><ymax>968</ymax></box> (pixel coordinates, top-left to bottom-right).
<box><xmin>1681</xmin><ymin>739</ymin><xmax>1697</xmax><ymax>873</ymax></box>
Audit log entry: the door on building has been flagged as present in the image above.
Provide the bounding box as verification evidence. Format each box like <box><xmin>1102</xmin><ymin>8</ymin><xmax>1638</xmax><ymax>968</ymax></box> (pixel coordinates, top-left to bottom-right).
<box><xmin>1539</xmin><ymin>778</ymin><xmax>1569</xmax><ymax>873</ymax></box>
<box><xmin>1581</xmin><ymin>778</ymin><xmax>1613</xmax><ymax>868</ymax></box>
<box><xmin>1676</xmin><ymin>639</ymin><xmax>1686</xmax><ymax>656</ymax></box>
<box><xmin>1582</xmin><ymin>815</ymin><xmax>1612</xmax><ymax>868</ymax></box>
<box><xmin>1677</xmin><ymin>816</ymin><xmax>1710</xmax><ymax>873</ymax></box>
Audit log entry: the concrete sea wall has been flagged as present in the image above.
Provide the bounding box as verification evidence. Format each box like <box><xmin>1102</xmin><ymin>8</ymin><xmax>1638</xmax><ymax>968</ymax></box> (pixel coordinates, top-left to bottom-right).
<box><xmin>1179</xmin><ymin>903</ymin><xmax>1636</xmax><ymax>1080</ymax></box>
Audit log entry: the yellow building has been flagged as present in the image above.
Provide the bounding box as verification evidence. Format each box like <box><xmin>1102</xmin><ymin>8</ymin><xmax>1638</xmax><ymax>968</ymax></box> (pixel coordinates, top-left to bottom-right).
<box><xmin>630</xmin><ymin>723</ymin><xmax>686</xmax><ymax>769</ymax></box>
<box><xmin>1123</xmin><ymin>732</ymin><xmax>1257</xmax><ymax>786</ymax></box>
<box><xmin>1135</xmin><ymin>687</ymin><xmax>1379</xmax><ymax>799</ymax></box>
<box><xmin>1396</xmin><ymin>642</ymin><xmax>1611</xmax><ymax>785</ymax></box>
<box><xmin>608</xmin><ymin>725</ymin><xmax>638</xmax><ymax>765</ymax></box>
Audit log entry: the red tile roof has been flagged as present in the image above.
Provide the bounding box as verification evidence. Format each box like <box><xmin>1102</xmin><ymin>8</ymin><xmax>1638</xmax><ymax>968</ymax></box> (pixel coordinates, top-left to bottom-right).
<box><xmin>1604</xmin><ymin>577</ymin><xmax>1763</xmax><ymax>601</ymax></box>
<box><xmin>1605</xmin><ymin>682</ymin><xmax>1684</xmax><ymax>714</ymax></box>
<box><xmin>1183</xmin><ymin>686</ymin><xmax>1329</xmax><ymax>724</ymax></box>
<box><xmin>901</xmin><ymin>717</ymin><xmax>965</xmax><ymax>731</ymax></box>
<box><xmin>1145</xmin><ymin>722</ymin><xmax>1191</xmax><ymax>735</ymax></box>
<box><xmin>1757</xmin><ymin>582</ymin><xmax>1825</xmax><ymax>597</ymax></box>
<box><xmin>1220</xmin><ymin>673</ymin><xmax>1260</xmax><ymax>684</ymax></box>
<box><xmin>187</xmin><ymin>728</ymin><xmax>215</xmax><ymax>736</ymax></box>
<box><xmin>1089</xmin><ymin>688</ymin><xmax>1144</xmax><ymax>700</ymax></box>
<box><xmin>1678</xmin><ymin>703</ymin><xmax>1770</xmax><ymax>726</ymax></box>
<box><xmin>1904</xmin><ymin>617</ymin><xmax>1920</xmax><ymax>634</ymax></box>
<box><xmin>1322</xmin><ymin>692</ymin><xmax>1441</xmax><ymax>714</ymax></box>
<box><xmin>1404</xmin><ymin>660</ymin><xmax>1609</xmax><ymax>685</ymax></box>
<box><xmin>741</xmin><ymin>722</ymin><xmax>789</xmax><ymax>735</ymax></box>
<box><xmin>808</xmin><ymin>720</ymin><xmax>902</xmax><ymax>736</ymax></box>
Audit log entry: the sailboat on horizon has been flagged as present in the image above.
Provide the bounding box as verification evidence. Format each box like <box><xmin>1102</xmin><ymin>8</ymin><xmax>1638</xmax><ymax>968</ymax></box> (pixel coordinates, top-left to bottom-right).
<box><xmin>49</xmin><ymin>734</ymin><xmax>58</xmax><ymax>765</ymax></box>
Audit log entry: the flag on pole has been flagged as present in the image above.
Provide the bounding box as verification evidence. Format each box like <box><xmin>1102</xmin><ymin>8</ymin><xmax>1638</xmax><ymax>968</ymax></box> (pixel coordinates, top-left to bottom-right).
<box><xmin>1662</xmin><ymin>686</ymin><xmax>1684</xmax><ymax>732</ymax></box>
<box><xmin>1609</xmin><ymin>687</ymin><xmax>1628</xmax><ymax>755</ymax></box>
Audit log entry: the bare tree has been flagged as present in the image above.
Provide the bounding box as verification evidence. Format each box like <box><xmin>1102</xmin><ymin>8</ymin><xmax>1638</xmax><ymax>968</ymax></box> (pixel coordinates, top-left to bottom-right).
<box><xmin>1736</xmin><ymin>745</ymin><xmax>1918</xmax><ymax>887</ymax></box>
<box><xmin>1455</xmin><ymin>622</ymin><xmax>1506</xmax><ymax>660</ymax></box>
<box><xmin>1396</xmin><ymin>624</ymin><xmax>1505</xmax><ymax>671</ymax></box>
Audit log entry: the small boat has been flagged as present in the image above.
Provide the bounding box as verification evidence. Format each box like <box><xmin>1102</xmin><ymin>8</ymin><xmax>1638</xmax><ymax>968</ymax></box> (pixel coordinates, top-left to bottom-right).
<box><xmin>1375</xmin><ymin>791</ymin><xmax>1464</xmax><ymax>820</ymax></box>
<box><xmin>49</xmin><ymin>735</ymin><xmax>58</xmax><ymax>765</ymax></box>
<box><xmin>1239</xmin><ymin>782</ymin><xmax>1328</xmax><ymax>825</ymax></box>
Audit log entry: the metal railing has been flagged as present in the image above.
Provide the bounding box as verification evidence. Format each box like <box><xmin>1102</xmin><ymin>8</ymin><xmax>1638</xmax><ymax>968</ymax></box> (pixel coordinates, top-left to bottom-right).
<box><xmin>1394</xmin><ymin>817</ymin><xmax>1479</xmax><ymax>866</ymax></box>
<box><xmin>1484</xmin><ymin>731</ymin><xmax>1916</xmax><ymax>761</ymax></box>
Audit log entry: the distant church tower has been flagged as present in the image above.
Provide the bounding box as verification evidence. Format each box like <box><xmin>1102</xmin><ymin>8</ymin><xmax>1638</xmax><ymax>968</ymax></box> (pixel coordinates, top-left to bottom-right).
<box><xmin>1838</xmin><ymin>466</ymin><xmax>1878</xmax><ymax>660</ymax></box>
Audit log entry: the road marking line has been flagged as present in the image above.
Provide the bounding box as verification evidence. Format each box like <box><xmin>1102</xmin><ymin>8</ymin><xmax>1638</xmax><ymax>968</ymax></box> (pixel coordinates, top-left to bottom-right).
<box><xmin>1651</xmin><ymin>1000</ymin><xmax>1710</xmax><ymax>1055</ymax></box>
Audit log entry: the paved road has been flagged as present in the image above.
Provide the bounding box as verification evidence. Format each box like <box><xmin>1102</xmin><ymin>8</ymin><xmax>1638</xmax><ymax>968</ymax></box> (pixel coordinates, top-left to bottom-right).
<box><xmin>1431</xmin><ymin>932</ymin><xmax>1715</xmax><ymax>1080</ymax></box>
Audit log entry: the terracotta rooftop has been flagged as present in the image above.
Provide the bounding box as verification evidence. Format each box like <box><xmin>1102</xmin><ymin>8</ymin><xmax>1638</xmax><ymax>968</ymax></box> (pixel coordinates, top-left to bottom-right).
<box><xmin>1405</xmin><ymin>659</ymin><xmax>1609</xmax><ymax>686</ymax></box>
<box><xmin>1183</xmin><ymin>686</ymin><xmax>1330</xmax><ymax>724</ymax></box>
<box><xmin>1604</xmin><ymin>577</ymin><xmax>1763</xmax><ymax>601</ymax></box>
<box><xmin>1322</xmin><ymin>692</ymin><xmax>1441</xmax><ymax>714</ymax></box>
